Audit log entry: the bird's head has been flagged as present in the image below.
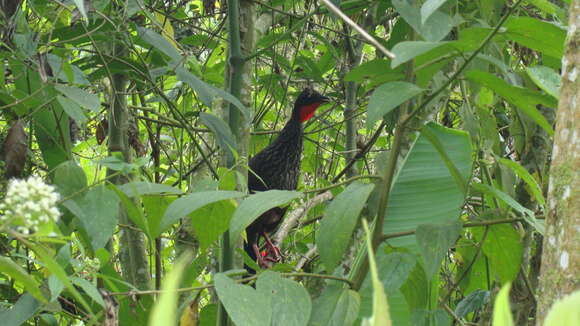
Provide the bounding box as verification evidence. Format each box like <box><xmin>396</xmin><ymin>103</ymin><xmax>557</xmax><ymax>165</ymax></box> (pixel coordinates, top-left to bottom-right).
<box><xmin>292</xmin><ymin>88</ymin><xmax>330</xmax><ymax>123</ymax></box>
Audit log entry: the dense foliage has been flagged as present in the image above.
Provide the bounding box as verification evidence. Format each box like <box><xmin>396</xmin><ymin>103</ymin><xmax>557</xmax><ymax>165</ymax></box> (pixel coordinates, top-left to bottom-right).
<box><xmin>0</xmin><ymin>0</ymin><xmax>576</xmax><ymax>325</ymax></box>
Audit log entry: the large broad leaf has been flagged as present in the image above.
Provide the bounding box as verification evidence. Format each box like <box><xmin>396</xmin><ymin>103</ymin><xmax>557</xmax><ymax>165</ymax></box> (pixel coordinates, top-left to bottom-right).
<box><xmin>366</xmin><ymin>82</ymin><xmax>424</xmax><ymax>128</ymax></box>
<box><xmin>175</xmin><ymin>67</ymin><xmax>250</xmax><ymax>119</ymax></box>
<box><xmin>149</xmin><ymin>253</ymin><xmax>192</xmax><ymax>326</ymax></box>
<box><xmin>421</xmin><ymin>0</ymin><xmax>449</xmax><ymax>24</ymax></box>
<box><xmin>159</xmin><ymin>190</ymin><xmax>245</xmax><ymax>236</ymax></box>
<box><xmin>344</xmin><ymin>59</ymin><xmax>404</xmax><ymax>84</ymax></box>
<box><xmin>137</xmin><ymin>27</ymin><xmax>181</xmax><ymax>62</ymax></box>
<box><xmin>318</xmin><ymin>181</ymin><xmax>374</xmax><ymax>272</ymax></box>
<box><xmin>544</xmin><ymin>291</ymin><xmax>580</xmax><ymax>326</ymax></box>
<box><xmin>361</xmin><ymin>219</ymin><xmax>392</xmax><ymax>326</ymax></box>
<box><xmin>214</xmin><ymin>273</ymin><xmax>272</xmax><ymax>326</ymax></box>
<box><xmin>392</xmin><ymin>0</ymin><xmax>453</xmax><ymax>42</ymax></box>
<box><xmin>33</xmin><ymin>104</ymin><xmax>72</xmax><ymax>171</ymax></box>
<box><xmin>190</xmin><ymin>200</ymin><xmax>236</xmax><ymax>250</ymax></box>
<box><xmin>63</xmin><ymin>185</ymin><xmax>120</xmax><ymax>251</ymax></box>
<box><xmin>391</xmin><ymin>41</ymin><xmax>447</xmax><ymax>68</ymax></box>
<box><xmin>117</xmin><ymin>181</ymin><xmax>183</xmax><ymax>197</ymax></box>
<box><xmin>53</xmin><ymin>160</ymin><xmax>87</xmax><ymax>199</ymax></box>
<box><xmin>382</xmin><ymin>123</ymin><xmax>473</xmax><ymax>247</ymax></box>
<box><xmin>0</xmin><ymin>257</ymin><xmax>46</xmax><ymax>303</ymax></box>
<box><xmin>200</xmin><ymin>112</ymin><xmax>238</xmax><ymax>161</ymax></box>
<box><xmin>256</xmin><ymin>271</ymin><xmax>312</xmax><ymax>326</ymax></box>
<box><xmin>504</xmin><ymin>17</ymin><xmax>565</xmax><ymax>59</ymax></box>
<box><xmin>56</xmin><ymin>95</ymin><xmax>87</xmax><ymax>125</ymax></box>
<box><xmin>54</xmin><ymin>84</ymin><xmax>100</xmax><ymax>112</ymax></box>
<box><xmin>526</xmin><ymin>66</ymin><xmax>561</xmax><ymax>99</ymax></box>
<box><xmin>492</xmin><ymin>283</ymin><xmax>514</xmax><ymax>326</ymax></box>
<box><xmin>466</xmin><ymin>70</ymin><xmax>556</xmax><ymax>136</ymax></box>
<box><xmin>415</xmin><ymin>220</ymin><xmax>462</xmax><ymax>279</ymax></box>
<box><xmin>472</xmin><ymin>224</ymin><xmax>522</xmax><ymax>284</ymax></box>
<box><xmin>0</xmin><ymin>293</ymin><xmax>41</xmax><ymax>325</ymax></box>
<box><xmin>229</xmin><ymin>190</ymin><xmax>302</xmax><ymax>243</ymax></box>
<box><xmin>309</xmin><ymin>285</ymin><xmax>360</xmax><ymax>326</ymax></box>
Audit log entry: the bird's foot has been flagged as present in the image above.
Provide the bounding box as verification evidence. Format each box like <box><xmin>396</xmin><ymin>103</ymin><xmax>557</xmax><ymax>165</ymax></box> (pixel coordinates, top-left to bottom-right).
<box><xmin>262</xmin><ymin>232</ymin><xmax>282</xmax><ymax>262</ymax></box>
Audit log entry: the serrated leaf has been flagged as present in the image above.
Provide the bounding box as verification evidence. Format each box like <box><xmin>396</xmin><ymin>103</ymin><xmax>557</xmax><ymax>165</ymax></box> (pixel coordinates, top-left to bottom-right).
<box><xmin>229</xmin><ymin>190</ymin><xmax>302</xmax><ymax>244</ymax></box>
<box><xmin>215</xmin><ymin>273</ymin><xmax>272</xmax><ymax>326</ymax></box>
<box><xmin>367</xmin><ymin>82</ymin><xmax>424</xmax><ymax>128</ymax></box>
<box><xmin>160</xmin><ymin>190</ymin><xmax>244</xmax><ymax>236</ymax></box>
<box><xmin>492</xmin><ymin>283</ymin><xmax>514</xmax><ymax>326</ymax></box>
<box><xmin>0</xmin><ymin>257</ymin><xmax>47</xmax><ymax>303</ymax></box>
<box><xmin>256</xmin><ymin>271</ymin><xmax>311</xmax><ymax>326</ymax></box>
<box><xmin>54</xmin><ymin>84</ymin><xmax>99</xmax><ymax>112</ymax></box>
<box><xmin>318</xmin><ymin>181</ymin><xmax>374</xmax><ymax>272</ymax></box>
<box><xmin>416</xmin><ymin>220</ymin><xmax>462</xmax><ymax>279</ymax></box>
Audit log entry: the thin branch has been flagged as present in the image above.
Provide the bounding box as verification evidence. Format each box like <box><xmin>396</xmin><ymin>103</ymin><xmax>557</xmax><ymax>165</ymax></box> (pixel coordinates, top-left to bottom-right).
<box><xmin>320</xmin><ymin>0</ymin><xmax>395</xmax><ymax>59</ymax></box>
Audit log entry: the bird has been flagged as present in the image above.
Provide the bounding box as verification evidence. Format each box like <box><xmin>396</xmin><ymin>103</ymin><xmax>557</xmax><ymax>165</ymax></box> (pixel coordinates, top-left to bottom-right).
<box><xmin>244</xmin><ymin>88</ymin><xmax>330</xmax><ymax>272</ymax></box>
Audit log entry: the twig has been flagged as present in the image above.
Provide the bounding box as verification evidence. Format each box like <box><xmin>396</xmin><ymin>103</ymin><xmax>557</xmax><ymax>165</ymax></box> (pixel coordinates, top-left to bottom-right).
<box><xmin>274</xmin><ymin>191</ymin><xmax>333</xmax><ymax>244</ymax></box>
<box><xmin>295</xmin><ymin>246</ymin><xmax>318</xmax><ymax>271</ymax></box>
<box><xmin>320</xmin><ymin>0</ymin><xmax>395</xmax><ymax>59</ymax></box>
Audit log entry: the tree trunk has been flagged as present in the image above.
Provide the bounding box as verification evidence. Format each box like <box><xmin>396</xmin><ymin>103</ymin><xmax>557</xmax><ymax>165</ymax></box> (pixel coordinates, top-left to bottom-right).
<box><xmin>535</xmin><ymin>2</ymin><xmax>580</xmax><ymax>323</ymax></box>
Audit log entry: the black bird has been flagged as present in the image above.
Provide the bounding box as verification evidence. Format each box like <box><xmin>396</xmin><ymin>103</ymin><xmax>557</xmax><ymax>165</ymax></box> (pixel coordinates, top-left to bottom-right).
<box><xmin>244</xmin><ymin>88</ymin><xmax>330</xmax><ymax>271</ymax></box>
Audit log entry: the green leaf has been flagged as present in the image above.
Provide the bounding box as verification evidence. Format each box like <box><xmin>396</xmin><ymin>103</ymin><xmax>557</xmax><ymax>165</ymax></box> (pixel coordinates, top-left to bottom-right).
<box><xmin>33</xmin><ymin>105</ymin><xmax>72</xmax><ymax>171</ymax></box>
<box><xmin>504</xmin><ymin>17</ymin><xmax>565</xmax><ymax>59</ymax></box>
<box><xmin>318</xmin><ymin>181</ymin><xmax>374</xmax><ymax>272</ymax></box>
<box><xmin>137</xmin><ymin>27</ymin><xmax>181</xmax><ymax>62</ymax></box>
<box><xmin>229</xmin><ymin>190</ymin><xmax>302</xmax><ymax>244</ymax></box>
<box><xmin>382</xmin><ymin>123</ymin><xmax>473</xmax><ymax>248</ymax></box>
<box><xmin>473</xmin><ymin>224</ymin><xmax>522</xmax><ymax>283</ymax></box>
<box><xmin>492</xmin><ymin>283</ymin><xmax>514</xmax><ymax>326</ymax></box>
<box><xmin>190</xmin><ymin>200</ymin><xmax>236</xmax><ymax>250</ymax></box>
<box><xmin>200</xmin><ymin>112</ymin><xmax>237</xmax><ymax>160</ymax></box>
<box><xmin>0</xmin><ymin>257</ymin><xmax>47</xmax><ymax>303</ymax></box>
<box><xmin>117</xmin><ymin>181</ymin><xmax>183</xmax><ymax>197</ymax></box>
<box><xmin>175</xmin><ymin>67</ymin><xmax>250</xmax><ymax>120</ymax></box>
<box><xmin>72</xmin><ymin>0</ymin><xmax>88</xmax><ymax>20</ymax></box>
<box><xmin>256</xmin><ymin>271</ymin><xmax>311</xmax><ymax>326</ymax></box>
<box><xmin>54</xmin><ymin>84</ymin><xmax>100</xmax><ymax>112</ymax></box>
<box><xmin>415</xmin><ymin>220</ymin><xmax>462</xmax><ymax>279</ymax></box>
<box><xmin>497</xmin><ymin>158</ymin><xmax>545</xmax><ymax>206</ymax></box>
<box><xmin>0</xmin><ymin>293</ymin><xmax>41</xmax><ymax>325</ymax></box>
<box><xmin>392</xmin><ymin>0</ymin><xmax>453</xmax><ymax>42</ymax></box>
<box><xmin>527</xmin><ymin>66</ymin><xmax>561</xmax><ymax>99</ymax></box>
<box><xmin>53</xmin><ymin>160</ymin><xmax>87</xmax><ymax>198</ymax></box>
<box><xmin>110</xmin><ymin>185</ymin><xmax>151</xmax><ymax>240</ymax></box>
<box><xmin>421</xmin><ymin>0</ymin><xmax>449</xmax><ymax>24</ymax></box>
<box><xmin>63</xmin><ymin>185</ymin><xmax>120</xmax><ymax>251</ymax></box>
<box><xmin>309</xmin><ymin>285</ymin><xmax>360</xmax><ymax>326</ymax></box>
<box><xmin>70</xmin><ymin>277</ymin><xmax>104</xmax><ymax>307</ymax></box>
<box><xmin>391</xmin><ymin>41</ymin><xmax>448</xmax><ymax>68</ymax></box>
<box><xmin>214</xmin><ymin>273</ymin><xmax>272</xmax><ymax>326</ymax></box>
<box><xmin>466</xmin><ymin>70</ymin><xmax>555</xmax><ymax>136</ymax></box>
<box><xmin>544</xmin><ymin>290</ymin><xmax>580</xmax><ymax>326</ymax></box>
<box><xmin>344</xmin><ymin>59</ymin><xmax>404</xmax><ymax>84</ymax></box>
<box><xmin>149</xmin><ymin>253</ymin><xmax>193</xmax><ymax>326</ymax></box>
<box><xmin>472</xmin><ymin>183</ymin><xmax>543</xmax><ymax>234</ymax></box>
<box><xmin>362</xmin><ymin>219</ymin><xmax>392</xmax><ymax>326</ymax></box>
<box><xmin>455</xmin><ymin>290</ymin><xmax>490</xmax><ymax>318</ymax></box>
<box><xmin>367</xmin><ymin>82</ymin><xmax>424</xmax><ymax>128</ymax></box>
<box><xmin>56</xmin><ymin>95</ymin><xmax>87</xmax><ymax>125</ymax></box>
<box><xmin>160</xmin><ymin>190</ymin><xmax>244</xmax><ymax>236</ymax></box>
<box><xmin>527</xmin><ymin>0</ymin><xmax>566</xmax><ymax>19</ymax></box>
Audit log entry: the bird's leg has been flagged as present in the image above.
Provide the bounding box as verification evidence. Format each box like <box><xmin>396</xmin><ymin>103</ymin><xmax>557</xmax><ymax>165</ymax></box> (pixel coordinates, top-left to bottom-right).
<box><xmin>261</xmin><ymin>231</ymin><xmax>281</xmax><ymax>262</ymax></box>
<box><xmin>252</xmin><ymin>243</ymin><xmax>273</xmax><ymax>269</ymax></box>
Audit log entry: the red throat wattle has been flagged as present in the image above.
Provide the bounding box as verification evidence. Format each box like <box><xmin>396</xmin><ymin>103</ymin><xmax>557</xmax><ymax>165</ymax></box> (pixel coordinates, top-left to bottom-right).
<box><xmin>298</xmin><ymin>103</ymin><xmax>322</xmax><ymax>122</ymax></box>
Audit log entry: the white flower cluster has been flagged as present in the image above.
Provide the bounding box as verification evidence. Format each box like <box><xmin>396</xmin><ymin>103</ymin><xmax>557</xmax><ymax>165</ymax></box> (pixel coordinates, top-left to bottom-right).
<box><xmin>0</xmin><ymin>176</ymin><xmax>61</xmax><ymax>234</ymax></box>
